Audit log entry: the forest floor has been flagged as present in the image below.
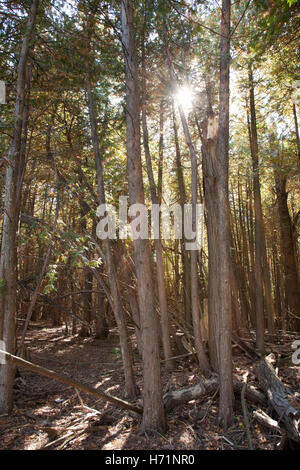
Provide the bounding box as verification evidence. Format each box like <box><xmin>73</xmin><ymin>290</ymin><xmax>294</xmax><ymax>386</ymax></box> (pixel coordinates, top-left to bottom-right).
<box><xmin>0</xmin><ymin>321</ymin><xmax>299</xmax><ymax>450</ymax></box>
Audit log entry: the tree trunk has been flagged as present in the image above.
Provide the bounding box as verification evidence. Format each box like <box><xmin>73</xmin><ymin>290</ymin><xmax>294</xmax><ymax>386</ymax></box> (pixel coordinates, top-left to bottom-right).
<box><xmin>141</xmin><ymin>32</ymin><xmax>174</xmax><ymax>371</ymax></box>
<box><xmin>163</xmin><ymin>374</ymin><xmax>266</xmax><ymax>413</ymax></box>
<box><xmin>163</xmin><ymin>24</ymin><xmax>209</xmax><ymax>374</ymax></box>
<box><xmin>216</xmin><ymin>0</ymin><xmax>233</xmax><ymax>429</ymax></box>
<box><xmin>121</xmin><ymin>0</ymin><xmax>166</xmax><ymax>433</ymax></box>
<box><xmin>87</xmin><ymin>79</ymin><xmax>138</xmax><ymax>398</ymax></box>
<box><xmin>248</xmin><ymin>65</ymin><xmax>275</xmax><ymax>346</ymax></box>
<box><xmin>114</xmin><ymin>242</ymin><xmax>143</xmax><ymax>356</ymax></box>
<box><xmin>95</xmin><ymin>276</ymin><xmax>108</xmax><ymax>339</ymax></box>
<box><xmin>274</xmin><ymin>169</ymin><xmax>300</xmax><ymax>330</ymax></box>
<box><xmin>0</xmin><ymin>0</ymin><xmax>39</xmax><ymax>414</ymax></box>
<box><xmin>172</xmin><ymin>103</ymin><xmax>191</xmax><ymax>325</ymax></box>
<box><xmin>248</xmin><ymin>76</ymin><xmax>264</xmax><ymax>352</ymax></box>
<box><xmin>202</xmin><ymin>125</ymin><xmax>220</xmax><ymax>371</ymax></box>
<box><xmin>292</xmin><ymin>103</ymin><xmax>300</xmax><ymax>163</ymax></box>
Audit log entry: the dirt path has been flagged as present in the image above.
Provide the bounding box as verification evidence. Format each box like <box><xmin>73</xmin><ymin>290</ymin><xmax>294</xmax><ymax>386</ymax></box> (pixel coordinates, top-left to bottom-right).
<box><xmin>0</xmin><ymin>322</ymin><xmax>298</xmax><ymax>450</ymax></box>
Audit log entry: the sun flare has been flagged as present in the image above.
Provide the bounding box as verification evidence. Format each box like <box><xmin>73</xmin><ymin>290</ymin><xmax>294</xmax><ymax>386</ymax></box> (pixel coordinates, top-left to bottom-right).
<box><xmin>174</xmin><ymin>86</ymin><xmax>194</xmax><ymax>113</ymax></box>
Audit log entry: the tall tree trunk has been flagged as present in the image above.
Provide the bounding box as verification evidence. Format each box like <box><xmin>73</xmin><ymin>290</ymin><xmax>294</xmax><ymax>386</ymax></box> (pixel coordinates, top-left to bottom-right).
<box><xmin>87</xmin><ymin>80</ymin><xmax>138</xmax><ymax>398</ymax></box>
<box><xmin>121</xmin><ymin>0</ymin><xmax>166</xmax><ymax>432</ymax></box>
<box><xmin>292</xmin><ymin>103</ymin><xmax>300</xmax><ymax>163</ymax></box>
<box><xmin>248</xmin><ymin>65</ymin><xmax>275</xmax><ymax>349</ymax></box>
<box><xmin>157</xmin><ymin>100</ymin><xmax>164</xmax><ymax>205</ymax></box>
<box><xmin>216</xmin><ymin>0</ymin><xmax>233</xmax><ymax>429</ymax></box>
<box><xmin>274</xmin><ymin>168</ymin><xmax>300</xmax><ymax>330</ymax></box>
<box><xmin>95</xmin><ymin>272</ymin><xmax>108</xmax><ymax>339</ymax></box>
<box><xmin>113</xmin><ymin>241</ymin><xmax>144</xmax><ymax>355</ymax></box>
<box><xmin>246</xmin><ymin>177</ymin><xmax>257</xmax><ymax>327</ymax></box>
<box><xmin>201</xmin><ymin>122</ymin><xmax>220</xmax><ymax>371</ymax></box>
<box><xmin>163</xmin><ymin>23</ymin><xmax>209</xmax><ymax>374</ymax></box>
<box><xmin>172</xmin><ymin>104</ymin><xmax>191</xmax><ymax>326</ymax></box>
<box><xmin>0</xmin><ymin>0</ymin><xmax>39</xmax><ymax>414</ymax></box>
<box><xmin>141</xmin><ymin>32</ymin><xmax>174</xmax><ymax>371</ymax></box>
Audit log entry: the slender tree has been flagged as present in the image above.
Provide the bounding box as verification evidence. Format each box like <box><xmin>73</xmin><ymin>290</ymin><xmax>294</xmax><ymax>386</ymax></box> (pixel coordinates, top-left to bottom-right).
<box><xmin>216</xmin><ymin>0</ymin><xmax>233</xmax><ymax>429</ymax></box>
<box><xmin>163</xmin><ymin>21</ymin><xmax>210</xmax><ymax>374</ymax></box>
<box><xmin>0</xmin><ymin>0</ymin><xmax>39</xmax><ymax>414</ymax></box>
<box><xmin>85</xmin><ymin>11</ymin><xmax>138</xmax><ymax>393</ymax></box>
<box><xmin>273</xmin><ymin>153</ymin><xmax>300</xmax><ymax>330</ymax></box>
<box><xmin>121</xmin><ymin>0</ymin><xmax>166</xmax><ymax>432</ymax></box>
<box><xmin>141</xmin><ymin>16</ymin><xmax>174</xmax><ymax>371</ymax></box>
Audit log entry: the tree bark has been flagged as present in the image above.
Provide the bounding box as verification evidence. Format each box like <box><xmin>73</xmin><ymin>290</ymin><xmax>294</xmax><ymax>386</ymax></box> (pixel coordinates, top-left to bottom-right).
<box><xmin>248</xmin><ymin>65</ymin><xmax>275</xmax><ymax>348</ymax></box>
<box><xmin>202</xmin><ymin>124</ymin><xmax>220</xmax><ymax>371</ymax></box>
<box><xmin>292</xmin><ymin>103</ymin><xmax>300</xmax><ymax>163</ymax></box>
<box><xmin>247</xmin><ymin>78</ymin><xmax>265</xmax><ymax>352</ymax></box>
<box><xmin>172</xmin><ymin>103</ymin><xmax>191</xmax><ymax>325</ymax></box>
<box><xmin>163</xmin><ymin>375</ymin><xmax>266</xmax><ymax>412</ymax></box>
<box><xmin>216</xmin><ymin>0</ymin><xmax>233</xmax><ymax>429</ymax></box>
<box><xmin>163</xmin><ymin>23</ymin><xmax>210</xmax><ymax>374</ymax></box>
<box><xmin>274</xmin><ymin>168</ymin><xmax>300</xmax><ymax>329</ymax></box>
<box><xmin>141</xmin><ymin>30</ymin><xmax>174</xmax><ymax>371</ymax></box>
<box><xmin>113</xmin><ymin>241</ymin><xmax>143</xmax><ymax>356</ymax></box>
<box><xmin>95</xmin><ymin>277</ymin><xmax>109</xmax><ymax>339</ymax></box>
<box><xmin>164</xmin><ymin>375</ymin><xmax>219</xmax><ymax>412</ymax></box>
<box><xmin>0</xmin><ymin>0</ymin><xmax>39</xmax><ymax>414</ymax></box>
<box><xmin>87</xmin><ymin>79</ymin><xmax>138</xmax><ymax>398</ymax></box>
<box><xmin>254</xmin><ymin>357</ymin><xmax>300</xmax><ymax>442</ymax></box>
<box><xmin>121</xmin><ymin>0</ymin><xmax>166</xmax><ymax>432</ymax></box>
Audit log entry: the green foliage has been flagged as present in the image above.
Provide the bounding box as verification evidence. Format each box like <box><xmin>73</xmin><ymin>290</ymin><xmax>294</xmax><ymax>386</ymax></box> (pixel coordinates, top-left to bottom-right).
<box><xmin>1</xmin><ymin>0</ymin><xmax>298</xmax><ymax>346</ymax></box>
<box><xmin>43</xmin><ymin>265</ymin><xmax>58</xmax><ymax>295</ymax></box>
<box><xmin>112</xmin><ymin>347</ymin><xmax>121</xmax><ymax>355</ymax></box>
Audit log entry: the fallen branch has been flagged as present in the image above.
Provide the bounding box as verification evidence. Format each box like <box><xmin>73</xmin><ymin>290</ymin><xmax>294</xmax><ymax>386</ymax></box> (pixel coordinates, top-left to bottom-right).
<box><xmin>161</xmin><ymin>352</ymin><xmax>193</xmax><ymax>362</ymax></box>
<box><xmin>163</xmin><ymin>375</ymin><xmax>219</xmax><ymax>412</ymax></box>
<box><xmin>254</xmin><ymin>356</ymin><xmax>300</xmax><ymax>442</ymax></box>
<box><xmin>233</xmin><ymin>381</ymin><xmax>266</xmax><ymax>407</ymax></box>
<box><xmin>0</xmin><ymin>350</ymin><xmax>142</xmax><ymax>415</ymax></box>
<box><xmin>163</xmin><ymin>374</ymin><xmax>266</xmax><ymax>412</ymax></box>
<box><xmin>42</xmin><ymin>426</ymin><xmax>86</xmax><ymax>450</ymax></box>
<box><xmin>253</xmin><ymin>409</ymin><xmax>282</xmax><ymax>434</ymax></box>
<box><xmin>232</xmin><ymin>333</ymin><xmax>260</xmax><ymax>361</ymax></box>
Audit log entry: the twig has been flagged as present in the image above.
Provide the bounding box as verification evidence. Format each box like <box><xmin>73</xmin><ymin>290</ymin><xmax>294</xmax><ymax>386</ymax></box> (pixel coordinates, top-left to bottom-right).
<box><xmin>42</xmin><ymin>427</ymin><xmax>86</xmax><ymax>450</ymax></box>
<box><xmin>221</xmin><ymin>435</ymin><xmax>235</xmax><ymax>447</ymax></box>
<box><xmin>75</xmin><ymin>389</ymin><xmax>102</xmax><ymax>416</ymax></box>
<box><xmin>161</xmin><ymin>352</ymin><xmax>193</xmax><ymax>362</ymax></box>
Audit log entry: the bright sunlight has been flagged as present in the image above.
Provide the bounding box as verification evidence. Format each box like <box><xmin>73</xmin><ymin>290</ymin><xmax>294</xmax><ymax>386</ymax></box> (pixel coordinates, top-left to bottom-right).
<box><xmin>174</xmin><ymin>85</ymin><xmax>194</xmax><ymax>113</ymax></box>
